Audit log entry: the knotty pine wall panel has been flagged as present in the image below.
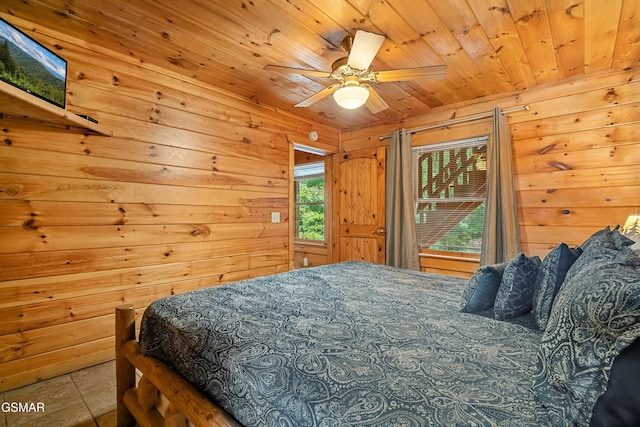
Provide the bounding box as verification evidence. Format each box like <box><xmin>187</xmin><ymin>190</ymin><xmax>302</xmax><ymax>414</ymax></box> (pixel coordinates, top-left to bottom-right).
<box><xmin>341</xmin><ymin>65</ymin><xmax>640</xmax><ymax>272</ymax></box>
<box><xmin>293</xmin><ymin>243</ymin><xmax>329</xmax><ymax>269</ymax></box>
<box><xmin>0</xmin><ymin>19</ymin><xmax>339</xmax><ymax>391</ymax></box>
<box><xmin>511</xmin><ymin>77</ymin><xmax>640</xmax><ymax>258</ymax></box>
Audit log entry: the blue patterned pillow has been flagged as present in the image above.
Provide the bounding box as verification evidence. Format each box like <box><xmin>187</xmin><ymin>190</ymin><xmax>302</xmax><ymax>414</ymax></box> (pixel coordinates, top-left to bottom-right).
<box><xmin>494</xmin><ymin>253</ymin><xmax>541</xmax><ymax>320</ymax></box>
<box><xmin>612</xmin><ymin>227</ymin><xmax>635</xmax><ymax>250</ymax></box>
<box><xmin>460</xmin><ymin>263</ymin><xmax>506</xmax><ymax>313</ymax></box>
<box><xmin>564</xmin><ymin>227</ymin><xmax>620</xmax><ymax>285</ymax></box>
<box><xmin>580</xmin><ymin>226</ymin><xmax>614</xmax><ymax>252</ymax></box>
<box><xmin>580</xmin><ymin>225</ymin><xmax>631</xmax><ymax>250</ymax></box>
<box><xmin>532</xmin><ymin>243</ymin><xmax>582</xmax><ymax>330</ymax></box>
<box><xmin>533</xmin><ymin>247</ymin><xmax>640</xmax><ymax>426</ymax></box>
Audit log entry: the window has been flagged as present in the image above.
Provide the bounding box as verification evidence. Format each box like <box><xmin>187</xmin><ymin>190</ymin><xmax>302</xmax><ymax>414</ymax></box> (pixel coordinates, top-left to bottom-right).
<box><xmin>412</xmin><ymin>137</ymin><xmax>488</xmax><ymax>253</ymax></box>
<box><xmin>294</xmin><ymin>161</ymin><xmax>325</xmax><ymax>241</ymax></box>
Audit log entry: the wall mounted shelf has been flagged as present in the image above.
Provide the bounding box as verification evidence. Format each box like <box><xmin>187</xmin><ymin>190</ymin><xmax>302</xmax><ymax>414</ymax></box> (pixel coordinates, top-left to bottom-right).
<box><xmin>0</xmin><ymin>80</ymin><xmax>112</xmax><ymax>136</ymax></box>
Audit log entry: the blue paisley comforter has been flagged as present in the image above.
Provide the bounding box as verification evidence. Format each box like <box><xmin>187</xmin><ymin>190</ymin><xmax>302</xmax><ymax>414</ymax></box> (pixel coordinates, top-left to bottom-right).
<box><xmin>140</xmin><ymin>261</ymin><xmax>542</xmax><ymax>426</ymax></box>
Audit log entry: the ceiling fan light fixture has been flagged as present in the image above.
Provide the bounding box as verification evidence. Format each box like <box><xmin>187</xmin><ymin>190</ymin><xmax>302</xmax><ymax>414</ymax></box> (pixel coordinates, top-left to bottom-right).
<box><xmin>333</xmin><ymin>85</ymin><xmax>369</xmax><ymax>109</ymax></box>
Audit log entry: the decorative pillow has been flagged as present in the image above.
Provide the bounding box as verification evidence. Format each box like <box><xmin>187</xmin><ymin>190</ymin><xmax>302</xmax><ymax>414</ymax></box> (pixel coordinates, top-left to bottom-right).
<box><xmin>460</xmin><ymin>263</ymin><xmax>506</xmax><ymax>313</ymax></box>
<box><xmin>612</xmin><ymin>227</ymin><xmax>635</xmax><ymax>250</ymax></box>
<box><xmin>580</xmin><ymin>225</ymin><xmax>614</xmax><ymax>252</ymax></box>
<box><xmin>590</xmin><ymin>338</ymin><xmax>640</xmax><ymax>426</ymax></box>
<box><xmin>563</xmin><ymin>226</ymin><xmax>621</xmax><ymax>285</ymax></box>
<box><xmin>532</xmin><ymin>243</ymin><xmax>582</xmax><ymax>330</ymax></box>
<box><xmin>493</xmin><ymin>253</ymin><xmax>541</xmax><ymax>320</ymax></box>
<box><xmin>533</xmin><ymin>246</ymin><xmax>640</xmax><ymax>426</ymax></box>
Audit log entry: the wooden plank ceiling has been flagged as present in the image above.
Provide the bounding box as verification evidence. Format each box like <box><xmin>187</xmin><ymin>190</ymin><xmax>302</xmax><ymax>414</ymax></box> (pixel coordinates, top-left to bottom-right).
<box><xmin>3</xmin><ymin>0</ymin><xmax>639</xmax><ymax>131</ymax></box>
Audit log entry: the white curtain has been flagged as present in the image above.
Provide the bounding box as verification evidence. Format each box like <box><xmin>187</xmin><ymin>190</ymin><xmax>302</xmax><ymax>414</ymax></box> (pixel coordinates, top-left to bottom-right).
<box><xmin>480</xmin><ymin>108</ymin><xmax>521</xmax><ymax>265</ymax></box>
<box><xmin>385</xmin><ymin>129</ymin><xmax>421</xmax><ymax>270</ymax></box>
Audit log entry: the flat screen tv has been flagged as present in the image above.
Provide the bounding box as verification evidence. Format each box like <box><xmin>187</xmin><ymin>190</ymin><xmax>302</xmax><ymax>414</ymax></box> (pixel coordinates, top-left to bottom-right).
<box><xmin>0</xmin><ymin>17</ymin><xmax>67</xmax><ymax>109</ymax></box>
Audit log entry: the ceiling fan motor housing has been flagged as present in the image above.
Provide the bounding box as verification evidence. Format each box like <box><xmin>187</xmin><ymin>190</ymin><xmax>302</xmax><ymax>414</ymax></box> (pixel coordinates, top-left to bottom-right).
<box><xmin>331</xmin><ymin>57</ymin><xmax>350</xmax><ymax>73</ymax></box>
<box><xmin>341</xmin><ymin>34</ymin><xmax>355</xmax><ymax>54</ymax></box>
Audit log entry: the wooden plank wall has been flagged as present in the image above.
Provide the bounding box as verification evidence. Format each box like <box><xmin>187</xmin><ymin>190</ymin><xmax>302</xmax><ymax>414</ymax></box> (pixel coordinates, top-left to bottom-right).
<box><xmin>510</xmin><ymin>72</ymin><xmax>639</xmax><ymax>257</ymax></box>
<box><xmin>0</xmin><ymin>15</ymin><xmax>339</xmax><ymax>392</ymax></box>
<box><xmin>293</xmin><ymin>242</ymin><xmax>329</xmax><ymax>268</ymax></box>
<box><xmin>342</xmin><ymin>65</ymin><xmax>640</xmax><ymax>272</ymax></box>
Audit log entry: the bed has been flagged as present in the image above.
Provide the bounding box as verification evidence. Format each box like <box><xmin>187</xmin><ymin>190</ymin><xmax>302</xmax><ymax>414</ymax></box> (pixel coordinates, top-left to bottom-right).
<box><xmin>115</xmin><ymin>227</ymin><xmax>640</xmax><ymax>427</ymax></box>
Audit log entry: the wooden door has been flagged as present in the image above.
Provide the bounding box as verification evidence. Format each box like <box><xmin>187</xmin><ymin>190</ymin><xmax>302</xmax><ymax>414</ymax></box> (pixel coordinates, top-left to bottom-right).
<box><xmin>337</xmin><ymin>146</ymin><xmax>386</xmax><ymax>264</ymax></box>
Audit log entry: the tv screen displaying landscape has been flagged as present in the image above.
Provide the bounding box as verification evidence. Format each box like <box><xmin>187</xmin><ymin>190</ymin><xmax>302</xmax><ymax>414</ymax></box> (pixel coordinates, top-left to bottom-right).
<box><xmin>0</xmin><ymin>17</ymin><xmax>67</xmax><ymax>109</ymax></box>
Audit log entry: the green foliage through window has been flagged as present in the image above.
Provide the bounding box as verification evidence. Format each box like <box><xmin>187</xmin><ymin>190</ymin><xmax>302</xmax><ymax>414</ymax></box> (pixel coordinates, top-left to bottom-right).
<box><xmin>427</xmin><ymin>203</ymin><xmax>485</xmax><ymax>252</ymax></box>
<box><xmin>295</xmin><ymin>163</ymin><xmax>325</xmax><ymax>241</ymax></box>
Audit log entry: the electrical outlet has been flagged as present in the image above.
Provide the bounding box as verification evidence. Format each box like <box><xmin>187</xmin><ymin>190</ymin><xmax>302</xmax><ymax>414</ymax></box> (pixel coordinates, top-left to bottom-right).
<box><xmin>303</xmin><ymin>257</ymin><xmax>309</xmax><ymax>267</ymax></box>
<box><xmin>271</xmin><ymin>212</ymin><xmax>280</xmax><ymax>223</ymax></box>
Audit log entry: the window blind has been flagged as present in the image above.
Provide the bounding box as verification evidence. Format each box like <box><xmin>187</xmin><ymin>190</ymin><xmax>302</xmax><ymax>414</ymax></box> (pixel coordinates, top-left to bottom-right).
<box><xmin>412</xmin><ymin>136</ymin><xmax>488</xmax><ymax>253</ymax></box>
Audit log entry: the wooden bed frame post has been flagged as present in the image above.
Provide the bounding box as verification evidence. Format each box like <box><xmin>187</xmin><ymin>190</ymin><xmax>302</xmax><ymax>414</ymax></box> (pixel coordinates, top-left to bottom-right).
<box><xmin>116</xmin><ymin>304</ymin><xmax>136</xmax><ymax>427</ymax></box>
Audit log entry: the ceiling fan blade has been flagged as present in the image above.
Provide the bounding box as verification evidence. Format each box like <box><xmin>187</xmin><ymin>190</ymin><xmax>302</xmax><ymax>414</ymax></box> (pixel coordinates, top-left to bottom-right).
<box><xmin>295</xmin><ymin>84</ymin><xmax>340</xmax><ymax>108</ymax></box>
<box><xmin>347</xmin><ymin>30</ymin><xmax>385</xmax><ymax>71</ymax></box>
<box><xmin>363</xmin><ymin>85</ymin><xmax>389</xmax><ymax>114</ymax></box>
<box><xmin>264</xmin><ymin>64</ymin><xmax>332</xmax><ymax>79</ymax></box>
<box><xmin>374</xmin><ymin>65</ymin><xmax>447</xmax><ymax>82</ymax></box>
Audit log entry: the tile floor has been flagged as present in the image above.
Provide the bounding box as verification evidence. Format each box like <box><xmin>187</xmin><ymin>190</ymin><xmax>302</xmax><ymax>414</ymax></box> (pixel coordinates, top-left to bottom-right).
<box><xmin>0</xmin><ymin>361</ymin><xmax>116</xmax><ymax>427</ymax></box>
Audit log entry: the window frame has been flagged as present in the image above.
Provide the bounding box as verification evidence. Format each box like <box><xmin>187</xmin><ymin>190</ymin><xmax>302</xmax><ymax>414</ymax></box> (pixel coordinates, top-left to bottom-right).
<box><xmin>412</xmin><ymin>136</ymin><xmax>489</xmax><ymax>254</ymax></box>
<box><xmin>293</xmin><ymin>160</ymin><xmax>326</xmax><ymax>244</ymax></box>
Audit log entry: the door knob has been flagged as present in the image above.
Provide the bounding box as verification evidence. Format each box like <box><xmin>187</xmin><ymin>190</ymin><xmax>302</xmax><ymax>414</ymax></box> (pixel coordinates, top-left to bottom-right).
<box><xmin>373</xmin><ymin>227</ymin><xmax>386</xmax><ymax>235</ymax></box>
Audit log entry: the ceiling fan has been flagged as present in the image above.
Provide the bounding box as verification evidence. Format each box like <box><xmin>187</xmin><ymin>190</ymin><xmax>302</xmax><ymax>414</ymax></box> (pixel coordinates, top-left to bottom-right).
<box><xmin>265</xmin><ymin>30</ymin><xmax>447</xmax><ymax>113</ymax></box>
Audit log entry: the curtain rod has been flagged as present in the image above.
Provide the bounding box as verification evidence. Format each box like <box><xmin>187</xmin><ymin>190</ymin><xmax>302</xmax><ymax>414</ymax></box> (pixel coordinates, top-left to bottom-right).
<box><xmin>378</xmin><ymin>105</ymin><xmax>530</xmax><ymax>141</ymax></box>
